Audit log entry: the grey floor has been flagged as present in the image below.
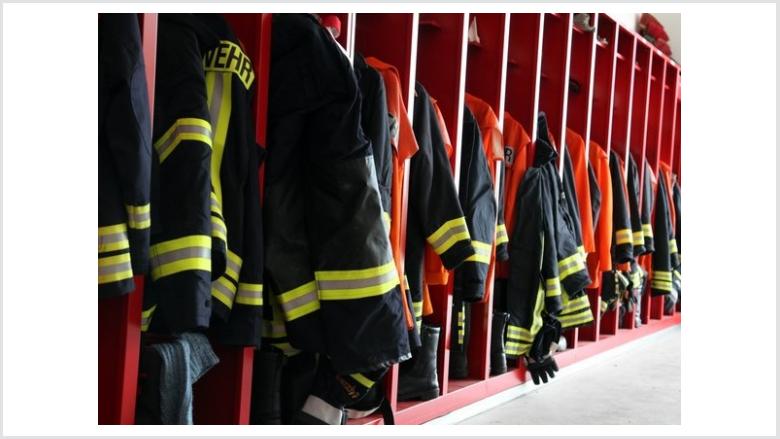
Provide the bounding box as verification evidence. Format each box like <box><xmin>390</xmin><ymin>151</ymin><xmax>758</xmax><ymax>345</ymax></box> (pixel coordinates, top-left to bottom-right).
<box><xmin>459</xmin><ymin>326</ymin><xmax>681</xmax><ymax>425</ymax></box>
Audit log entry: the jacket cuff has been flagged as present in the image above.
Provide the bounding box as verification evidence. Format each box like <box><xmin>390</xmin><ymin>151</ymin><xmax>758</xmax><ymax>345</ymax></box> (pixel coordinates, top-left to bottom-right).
<box><xmin>439</xmin><ymin>239</ymin><xmax>476</xmax><ymax>270</ymax></box>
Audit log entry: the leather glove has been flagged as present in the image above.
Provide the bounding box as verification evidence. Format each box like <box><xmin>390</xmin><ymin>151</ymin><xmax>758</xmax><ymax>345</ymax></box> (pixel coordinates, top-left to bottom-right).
<box><xmin>525</xmin><ymin>314</ymin><xmax>561</xmax><ymax>385</ymax></box>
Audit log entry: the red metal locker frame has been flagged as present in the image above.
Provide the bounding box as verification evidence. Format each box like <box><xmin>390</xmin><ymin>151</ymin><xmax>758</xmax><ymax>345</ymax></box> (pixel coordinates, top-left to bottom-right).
<box><xmin>191</xmin><ymin>13</ymin><xmax>272</xmax><ymax>425</ymax></box>
<box><xmin>673</xmin><ymin>86</ymin><xmax>681</xmax><ymax>181</ymax></box>
<box><xmin>661</xmin><ymin>63</ymin><xmax>681</xmax><ymax>171</ymax></box>
<box><xmin>462</xmin><ymin>12</ymin><xmax>510</xmax><ymax>382</ymax></box>
<box><xmin>505</xmin><ymin>13</ymin><xmax>544</xmax><ymax>143</ymax></box>
<box><xmin>567</xmin><ymin>13</ymin><xmax>597</xmax><ymax>144</ymax></box>
<box><xmin>352</xmin><ymin>13</ymin><xmax>419</xmax><ymax>417</ymax></box>
<box><xmin>97</xmin><ymin>13</ymin><xmax>157</xmax><ymax>425</ymax></box>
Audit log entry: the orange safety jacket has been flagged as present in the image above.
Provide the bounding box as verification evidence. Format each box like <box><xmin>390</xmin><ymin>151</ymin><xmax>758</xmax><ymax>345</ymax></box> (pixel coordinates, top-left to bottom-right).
<box><xmin>586</xmin><ymin>141</ymin><xmax>613</xmax><ymax>289</ymax></box>
<box><xmin>564</xmin><ymin>129</ymin><xmax>596</xmax><ymax>255</ymax></box>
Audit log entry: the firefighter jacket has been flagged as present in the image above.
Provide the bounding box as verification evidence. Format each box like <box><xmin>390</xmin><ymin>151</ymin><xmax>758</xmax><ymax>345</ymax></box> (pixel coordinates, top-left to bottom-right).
<box><xmin>610</xmin><ymin>151</ymin><xmax>633</xmax><ymax>265</ymax></box>
<box><xmin>503</xmin><ymin>114</ymin><xmax>592</xmax><ymax>358</ymax></box>
<box><xmin>564</xmin><ymin>129</ymin><xmax>596</xmax><ymax>256</ymax></box>
<box><xmin>454</xmin><ymin>107</ymin><xmax>498</xmax><ymax>303</ymax></box>
<box><xmin>464</xmin><ymin>93</ymin><xmax>508</xmax><ymax>260</ymax></box>
<box><xmin>364</xmin><ymin>56</ymin><xmax>420</xmax><ymax>334</ymax></box>
<box><xmin>143</xmin><ymin>14</ymin><xmax>223</xmax><ymax>334</ymax></box>
<box><xmin>561</xmin><ymin>145</ymin><xmax>585</xmax><ymax>260</ymax></box>
<box><xmin>641</xmin><ymin>159</ymin><xmax>656</xmax><ymax>252</ymax></box>
<box><xmin>650</xmin><ymin>170</ymin><xmax>679</xmax><ymax>297</ymax></box>
<box><xmin>495</xmin><ymin>112</ymin><xmax>533</xmax><ymax>280</ymax></box>
<box><xmin>195</xmin><ymin>14</ymin><xmax>264</xmax><ymax>347</ymax></box>
<box><xmin>672</xmin><ymin>176</ymin><xmax>681</xmax><ymax>257</ymax></box>
<box><xmin>406</xmin><ymin>82</ymin><xmax>476</xmax><ymax>326</ymax></box>
<box><xmin>626</xmin><ymin>154</ymin><xmax>647</xmax><ymax>256</ymax></box>
<box><xmin>98</xmin><ymin>14</ymin><xmax>152</xmax><ymax>298</ymax></box>
<box><xmin>586</xmin><ymin>141</ymin><xmax>612</xmax><ymax>289</ymax></box>
<box><xmin>264</xmin><ymin>14</ymin><xmax>409</xmax><ymax>374</ymax></box>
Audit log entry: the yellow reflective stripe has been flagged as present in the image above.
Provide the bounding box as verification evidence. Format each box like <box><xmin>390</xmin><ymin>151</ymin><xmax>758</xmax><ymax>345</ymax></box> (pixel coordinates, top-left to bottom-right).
<box><xmin>642</xmin><ymin>223</ymin><xmax>654</xmax><ymax>238</ymax></box>
<box><xmin>615</xmin><ymin>228</ymin><xmax>632</xmax><ymax>245</ymax></box>
<box><xmin>412</xmin><ymin>301</ymin><xmax>423</xmax><ymax>319</ymax></box>
<box><xmin>141</xmin><ymin>305</ymin><xmax>156</xmax><ymax>332</ymax></box>
<box><xmin>211</xmin><ymin>215</ymin><xmax>227</xmax><ymax>242</ymax></box>
<box><xmin>210</xmin><ymin>192</ymin><xmax>223</xmax><ymax>215</ymax></box>
<box><xmin>212</xmin><ymin>276</ymin><xmax>237</xmax><ymax>308</ymax></box>
<box><xmin>154</xmin><ymin>118</ymin><xmax>212</xmax><ymax>163</ymax></box>
<box><xmin>577</xmin><ymin>245</ymin><xmax>586</xmax><ymax>260</ymax></box>
<box><xmin>125</xmin><ymin>204</ymin><xmax>151</xmax><ymax>229</ymax></box>
<box><xmin>545</xmin><ymin>277</ymin><xmax>562</xmax><ymax>297</ymax></box>
<box><xmin>98</xmin><ymin>223</ymin><xmax>130</xmax><ymax>253</ymax></box>
<box><xmin>150</xmin><ymin>235</ymin><xmax>211</xmax><ymax>280</ymax></box>
<box><xmin>351</xmin><ymin>373</ymin><xmax>375</xmax><ymax>389</ymax></box>
<box><xmin>561</xmin><ymin>295</ymin><xmax>591</xmax><ymax>314</ymax></box>
<box><xmin>316</xmin><ymin>261</ymin><xmax>399</xmax><ymax>300</ymax></box>
<box><xmin>235</xmin><ymin>282</ymin><xmax>263</xmax><ymax>306</ymax></box>
<box><xmin>559</xmin><ymin>309</ymin><xmax>594</xmax><ymax>328</ymax></box>
<box><xmin>465</xmin><ymin>240</ymin><xmax>492</xmax><ymax>264</ymax></box>
<box><xmin>632</xmin><ymin>231</ymin><xmax>644</xmax><ymax>246</ymax></box>
<box><xmin>669</xmin><ymin>239</ymin><xmax>679</xmax><ymax>254</ymax></box>
<box><xmin>505</xmin><ymin>340</ymin><xmax>531</xmax><ymax>356</ymax></box>
<box><xmin>506</xmin><ymin>324</ymin><xmax>534</xmax><ymax>343</ymax></box>
<box><xmin>225</xmin><ymin>250</ymin><xmax>242</xmax><ymax>281</ymax></box>
<box><xmin>653</xmin><ymin>271</ymin><xmax>672</xmax><ymax>280</ymax></box>
<box><xmin>495</xmin><ymin>224</ymin><xmax>509</xmax><ymax>245</ymax></box>
<box><xmin>557</xmin><ymin>252</ymin><xmax>581</xmax><ymax>270</ymax></box>
<box><xmin>673</xmin><ymin>270</ymin><xmax>682</xmax><ymax>280</ymax></box>
<box><xmin>427</xmin><ymin>217</ymin><xmax>471</xmax><ymax>255</ymax></box>
<box><xmin>382</xmin><ymin>211</ymin><xmax>391</xmax><ymax>231</ymax></box>
<box><xmin>651</xmin><ymin>280</ymin><xmax>673</xmax><ymax>291</ymax></box>
<box><xmin>278</xmin><ymin>281</ymin><xmax>320</xmax><ymax>321</ymax></box>
<box><xmin>98</xmin><ymin>252</ymin><xmax>133</xmax><ymax>284</ymax></box>
<box><xmin>600</xmin><ymin>300</ymin><xmax>609</xmax><ymax>313</ymax></box>
<box><xmin>559</xmin><ymin>251</ymin><xmax>587</xmax><ymax>281</ymax></box>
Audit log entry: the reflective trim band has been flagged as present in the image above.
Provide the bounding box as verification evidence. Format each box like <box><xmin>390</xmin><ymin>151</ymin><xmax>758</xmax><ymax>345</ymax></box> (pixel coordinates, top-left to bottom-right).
<box><xmin>653</xmin><ymin>271</ymin><xmax>672</xmax><ymax>281</ymax></box>
<box><xmin>427</xmin><ymin>217</ymin><xmax>471</xmax><ymax>255</ymax></box>
<box><xmin>559</xmin><ymin>309</ymin><xmax>594</xmax><ymax>328</ymax></box>
<box><xmin>154</xmin><ymin>118</ymin><xmax>212</xmax><ymax>163</ymax></box>
<box><xmin>278</xmin><ymin>281</ymin><xmax>320</xmax><ymax>321</ymax></box>
<box><xmin>545</xmin><ymin>277</ymin><xmax>562</xmax><ymax>298</ymax></box>
<box><xmin>262</xmin><ymin>320</ymin><xmax>287</xmax><ymax>339</ymax></box>
<box><xmin>495</xmin><ymin>224</ymin><xmax>509</xmax><ymax>245</ymax></box>
<box><xmin>600</xmin><ymin>300</ymin><xmax>609</xmax><ymax>313</ymax></box>
<box><xmin>210</xmin><ymin>192</ymin><xmax>223</xmax><ymax>215</ymax></box>
<box><xmin>301</xmin><ymin>395</ymin><xmax>343</xmax><ymax>425</ymax></box>
<box><xmin>669</xmin><ymin>239</ymin><xmax>679</xmax><ymax>254</ymax></box>
<box><xmin>561</xmin><ymin>295</ymin><xmax>591</xmax><ymax>315</ymax></box>
<box><xmin>212</xmin><ymin>276</ymin><xmax>237</xmax><ymax>308</ymax></box>
<box><xmin>225</xmin><ymin>250</ymin><xmax>242</xmax><ymax>282</ymax></box>
<box><xmin>316</xmin><ymin>261</ymin><xmax>399</xmax><ymax>300</ymax></box>
<box><xmin>350</xmin><ymin>373</ymin><xmax>375</xmax><ymax>389</ymax></box>
<box><xmin>465</xmin><ymin>240</ymin><xmax>492</xmax><ymax>264</ymax></box>
<box><xmin>673</xmin><ymin>270</ymin><xmax>682</xmax><ymax>281</ymax></box>
<box><xmin>651</xmin><ymin>281</ymin><xmax>673</xmax><ymax>292</ymax></box>
<box><xmin>632</xmin><ymin>231</ymin><xmax>645</xmax><ymax>246</ymax></box>
<box><xmin>577</xmin><ymin>245</ymin><xmax>586</xmax><ymax>260</ymax></box>
<box><xmin>141</xmin><ymin>305</ymin><xmax>156</xmax><ymax>332</ymax></box>
<box><xmin>505</xmin><ymin>340</ymin><xmax>531</xmax><ymax>356</ymax></box>
<box><xmin>413</xmin><ymin>300</ymin><xmax>423</xmax><ymax>319</ymax></box>
<box><xmin>211</xmin><ymin>215</ymin><xmax>227</xmax><ymax>242</ymax></box>
<box><xmin>98</xmin><ymin>223</ymin><xmax>129</xmax><ymax>253</ymax></box>
<box><xmin>642</xmin><ymin>223</ymin><xmax>654</xmax><ymax>238</ymax></box>
<box><xmin>235</xmin><ymin>282</ymin><xmax>263</xmax><ymax>306</ymax></box>
<box><xmin>98</xmin><ymin>252</ymin><xmax>133</xmax><ymax>284</ymax></box>
<box><xmin>382</xmin><ymin>212</ymin><xmax>391</xmax><ymax>231</ymax></box>
<box><xmin>615</xmin><ymin>228</ymin><xmax>633</xmax><ymax>245</ymax></box>
<box><xmin>150</xmin><ymin>235</ymin><xmax>211</xmax><ymax>280</ymax></box>
<box><xmin>506</xmin><ymin>324</ymin><xmax>534</xmax><ymax>343</ymax></box>
<box><xmin>125</xmin><ymin>204</ymin><xmax>151</xmax><ymax>229</ymax></box>
<box><xmin>558</xmin><ymin>252</ymin><xmax>587</xmax><ymax>281</ymax></box>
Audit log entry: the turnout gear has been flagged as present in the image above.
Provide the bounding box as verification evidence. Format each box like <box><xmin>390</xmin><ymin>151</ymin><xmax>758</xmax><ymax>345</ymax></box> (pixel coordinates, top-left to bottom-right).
<box><xmin>525</xmin><ymin>314</ymin><xmax>561</xmax><ymax>385</ymax></box>
<box><xmin>455</xmin><ymin>107</ymin><xmax>498</xmax><ymax>302</ymax></box>
<box><xmin>398</xmin><ymin>324</ymin><xmax>441</xmax><ymax>401</ymax></box>
<box><xmin>626</xmin><ymin>154</ymin><xmax>648</xmax><ymax>256</ymax></box>
<box><xmin>98</xmin><ymin>14</ymin><xmax>152</xmax><ymax>298</ymax></box>
<box><xmin>450</xmin><ymin>301</ymin><xmax>470</xmax><ymax>379</ymax></box>
<box><xmin>650</xmin><ymin>165</ymin><xmax>680</xmax><ymax>298</ymax></box>
<box><xmin>490</xmin><ymin>311</ymin><xmax>510</xmax><ymax>375</ymax></box>
<box><xmin>610</xmin><ymin>151</ymin><xmax>634</xmax><ymax>265</ymax></box>
<box><xmin>264</xmin><ymin>14</ymin><xmax>409</xmax><ymax>373</ymax></box>
<box><xmin>640</xmin><ymin>158</ymin><xmax>656</xmax><ymax>252</ymax></box>
<box><xmin>144</xmin><ymin>14</ymin><xmax>223</xmax><ymax>334</ymax></box>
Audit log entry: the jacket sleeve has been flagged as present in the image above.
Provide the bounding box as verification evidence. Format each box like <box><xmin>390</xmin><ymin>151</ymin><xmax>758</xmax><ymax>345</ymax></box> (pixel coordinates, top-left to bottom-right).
<box><xmin>641</xmin><ymin>160</ymin><xmax>655</xmax><ymax>252</ymax></box>
<box><xmin>454</xmin><ymin>108</ymin><xmax>497</xmax><ymax>302</ymax></box>
<box><xmin>410</xmin><ymin>83</ymin><xmax>475</xmax><ymax>269</ymax></box>
<box><xmin>650</xmin><ymin>175</ymin><xmax>674</xmax><ymax>296</ymax></box>
<box><xmin>100</xmin><ymin>14</ymin><xmax>152</xmax><ymax>275</ymax></box>
<box><xmin>609</xmin><ymin>151</ymin><xmax>634</xmax><ymax>264</ymax></box>
<box><xmin>626</xmin><ymin>155</ymin><xmax>647</xmax><ymax>256</ymax></box>
<box><xmin>588</xmin><ymin>161</ymin><xmax>601</xmax><ymax>232</ymax></box>
<box><xmin>673</xmin><ymin>178</ymin><xmax>681</xmax><ymax>255</ymax></box>
<box><xmin>495</xmin><ymin>163</ymin><xmax>510</xmax><ymax>261</ymax></box>
<box><xmin>561</xmin><ymin>148</ymin><xmax>586</xmax><ymax>259</ymax></box>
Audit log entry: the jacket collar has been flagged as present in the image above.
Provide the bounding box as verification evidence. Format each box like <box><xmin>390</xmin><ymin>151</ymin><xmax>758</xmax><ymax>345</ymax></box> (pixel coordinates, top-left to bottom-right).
<box><xmin>534</xmin><ymin>112</ymin><xmax>558</xmax><ymax>167</ymax></box>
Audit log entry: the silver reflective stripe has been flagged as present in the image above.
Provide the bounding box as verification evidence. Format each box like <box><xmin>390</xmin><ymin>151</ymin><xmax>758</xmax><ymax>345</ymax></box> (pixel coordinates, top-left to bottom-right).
<box><xmin>316</xmin><ymin>269</ymin><xmax>397</xmax><ymax>290</ymax></box>
<box><xmin>213</xmin><ymin>278</ymin><xmax>236</xmax><ymax>302</ymax></box>
<box><xmin>127</xmin><ymin>210</ymin><xmax>150</xmax><ymax>226</ymax></box>
<box><xmin>211</xmin><ymin>218</ymin><xmax>227</xmax><ymax>238</ymax></box>
<box><xmin>209</xmin><ymin>72</ymin><xmax>224</xmax><ymax>132</ymax></box>
<box><xmin>301</xmin><ymin>395</ymin><xmax>344</xmax><ymax>425</ymax></box>
<box><xmin>236</xmin><ymin>285</ymin><xmax>263</xmax><ymax>302</ymax></box>
<box><xmin>151</xmin><ymin>247</ymin><xmax>211</xmax><ymax>269</ymax></box>
<box><xmin>156</xmin><ymin>124</ymin><xmax>212</xmax><ymax>158</ymax></box>
<box><xmin>430</xmin><ymin>223</ymin><xmax>469</xmax><ymax>251</ymax></box>
<box><xmin>211</xmin><ymin>194</ymin><xmax>222</xmax><ymax>212</ymax></box>
<box><xmin>99</xmin><ymin>230</ymin><xmax>128</xmax><ymax>246</ymax></box>
<box><xmin>279</xmin><ymin>284</ymin><xmax>318</xmax><ymax>315</ymax></box>
<box><xmin>225</xmin><ymin>257</ymin><xmax>241</xmax><ymax>281</ymax></box>
<box><xmin>98</xmin><ymin>256</ymin><xmax>131</xmax><ymax>276</ymax></box>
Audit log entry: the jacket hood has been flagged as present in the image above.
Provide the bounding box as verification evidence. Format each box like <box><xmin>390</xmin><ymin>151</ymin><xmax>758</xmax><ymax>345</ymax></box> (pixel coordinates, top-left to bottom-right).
<box><xmin>534</xmin><ymin>112</ymin><xmax>558</xmax><ymax>167</ymax></box>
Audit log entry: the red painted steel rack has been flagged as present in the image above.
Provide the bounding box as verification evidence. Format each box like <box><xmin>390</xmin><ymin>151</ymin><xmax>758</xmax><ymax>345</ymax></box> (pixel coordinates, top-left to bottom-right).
<box><xmin>98</xmin><ymin>12</ymin><xmax>681</xmax><ymax>426</ymax></box>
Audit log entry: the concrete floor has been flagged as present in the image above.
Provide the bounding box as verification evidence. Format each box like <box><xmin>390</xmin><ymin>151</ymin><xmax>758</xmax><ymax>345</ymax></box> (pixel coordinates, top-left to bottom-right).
<box><xmin>459</xmin><ymin>326</ymin><xmax>681</xmax><ymax>425</ymax></box>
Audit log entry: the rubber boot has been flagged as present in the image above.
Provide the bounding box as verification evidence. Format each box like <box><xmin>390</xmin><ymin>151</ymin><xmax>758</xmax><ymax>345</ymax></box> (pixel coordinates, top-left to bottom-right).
<box><xmin>398</xmin><ymin>324</ymin><xmax>441</xmax><ymax>401</ymax></box>
<box><xmin>449</xmin><ymin>302</ymin><xmax>469</xmax><ymax>379</ymax></box>
<box><xmin>490</xmin><ymin>312</ymin><xmax>509</xmax><ymax>376</ymax></box>
<box><xmin>250</xmin><ymin>349</ymin><xmax>285</xmax><ymax>424</ymax></box>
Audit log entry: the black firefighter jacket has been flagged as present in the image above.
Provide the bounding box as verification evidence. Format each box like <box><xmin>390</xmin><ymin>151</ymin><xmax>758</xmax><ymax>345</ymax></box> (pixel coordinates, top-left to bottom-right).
<box><xmin>264</xmin><ymin>14</ymin><xmax>409</xmax><ymax>374</ymax></box>
<box><xmin>98</xmin><ymin>14</ymin><xmax>152</xmax><ymax>298</ymax></box>
<box><xmin>651</xmin><ymin>173</ymin><xmax>680</xmax><ymax>297</ymax></box>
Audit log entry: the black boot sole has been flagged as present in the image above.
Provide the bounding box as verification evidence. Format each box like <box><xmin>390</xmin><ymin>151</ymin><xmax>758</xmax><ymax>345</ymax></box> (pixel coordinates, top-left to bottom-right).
<box><xmin>398</xmin><ymin>387</ymin><xmax>439</xmax><ymax>402</ymax></box>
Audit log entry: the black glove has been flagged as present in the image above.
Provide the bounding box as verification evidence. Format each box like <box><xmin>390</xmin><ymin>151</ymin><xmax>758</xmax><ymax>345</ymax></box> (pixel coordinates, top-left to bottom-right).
<box><xmin>525</xmin><ymin>314</ymin><xmax>561</xmax><ymax>385</ymax></box>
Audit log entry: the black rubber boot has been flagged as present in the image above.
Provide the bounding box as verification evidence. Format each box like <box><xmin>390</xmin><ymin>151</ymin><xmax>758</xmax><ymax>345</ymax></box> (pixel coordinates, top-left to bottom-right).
<box><xmin>398</xmin><ymin>324</ymin><xmax>441</xmax><ymax>401</ymax></box>
<box><xmin>250</xmin><ymin>349</ymin><xmax>285</xmax><ymax>424</ymax></box>
<box><xmin>490</xmin><ymin>312</ymin><xmax>509</xmax><ymax>376</ymax></box>
<box><xmin>449</xmin><ymin>302</ymin><xmax>469</xmax><ymax>379</ymax></box>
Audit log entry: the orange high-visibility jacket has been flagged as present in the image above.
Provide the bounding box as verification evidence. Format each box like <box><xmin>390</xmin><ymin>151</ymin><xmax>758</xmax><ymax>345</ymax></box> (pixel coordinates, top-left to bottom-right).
<box><xmin>586</xmin><ymin>141</ymin><xmax>613</xmax><ymax>289</ymax></box>
<box><xmin>564</xmin><ymin>129</ymin><xmax>596</xmax><ymax>254</ymax></box>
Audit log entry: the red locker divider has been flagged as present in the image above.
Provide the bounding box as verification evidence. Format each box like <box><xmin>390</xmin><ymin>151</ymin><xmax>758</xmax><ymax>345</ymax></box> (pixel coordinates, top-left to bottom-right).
<box><xmin>463</xmin><ymin>12</ymin><xmax>510</xmax><ymax>382</ymax></box>
<box><xmin>97</xmin><ymin>13</ymin><xmax>157</xmax><ymax>425</ymax></box>
<box><xmin>505</xmin><ymin>13</ymin><xmax>544</xmax><ymax>143</ymax></box>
